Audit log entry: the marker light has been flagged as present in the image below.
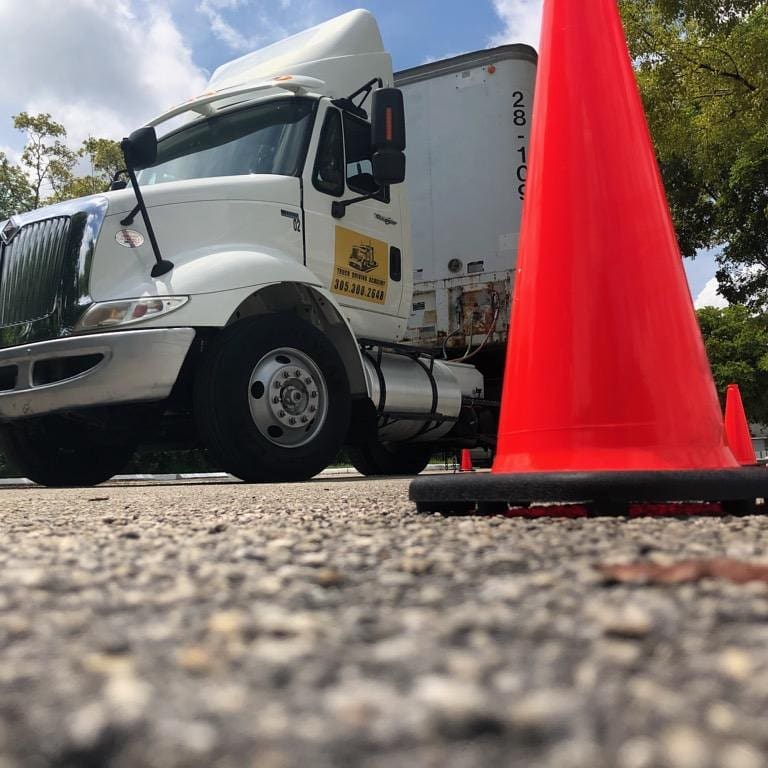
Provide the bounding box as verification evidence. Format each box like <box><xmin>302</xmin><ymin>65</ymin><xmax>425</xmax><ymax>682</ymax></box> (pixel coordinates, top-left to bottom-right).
<box><xmin>75</xmin><ymin>296</ymin><xmax>189</xmax><ymax>330</ymax></box>
<box><xmin>385</xmin><ymin>107</ymin><xmax>394</xmax><ymax>142</ymax></box>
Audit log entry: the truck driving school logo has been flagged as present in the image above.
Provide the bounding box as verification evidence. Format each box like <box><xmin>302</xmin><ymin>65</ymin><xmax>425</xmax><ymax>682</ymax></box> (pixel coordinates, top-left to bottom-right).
<box><xmin>349</xmin><ymin>243</ymin><xmax>377</xmax><ymax>273</ymax></box>
<box><xmin>332</xmin><ymin>226</ymin><xmax>388</xmax><ymax>305</ymax></box>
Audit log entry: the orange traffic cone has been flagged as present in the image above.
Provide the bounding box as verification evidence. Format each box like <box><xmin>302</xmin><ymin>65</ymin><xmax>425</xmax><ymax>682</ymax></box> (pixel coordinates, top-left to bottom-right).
<box><xmin>411</xmin><ymin>0</ymin><xmax>768</xmax><ymax>516</ymax></box>
<box><xmin>459</xmin><ymin>449</ymin><xmax>475</xmax><ymax>472</ymax></box>
<box><xmin>724</xmin><ymin>384</ymin><xmax>757</xmax><ymax>466</ymax></box>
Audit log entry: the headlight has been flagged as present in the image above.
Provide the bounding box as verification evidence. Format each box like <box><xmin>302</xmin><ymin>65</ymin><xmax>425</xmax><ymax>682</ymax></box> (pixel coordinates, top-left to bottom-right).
<box><xmin>75</xmin><ymin>296</ymin><xmax>189</xmax><ymax>330</ymax></box>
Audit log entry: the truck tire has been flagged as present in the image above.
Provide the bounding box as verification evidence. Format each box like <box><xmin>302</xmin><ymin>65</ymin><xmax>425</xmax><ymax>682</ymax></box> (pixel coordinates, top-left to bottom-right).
<box><xmin>0</xmin><ymin>415</ymin><xmax>135</xmax><ymax>487</ymax></box>
<box><xmin>348</xmin><ymin>440</ymin><xmax>433</xmax><ymax>476</ymax></box>
<box><xmin>194</xmin><ymin>315</ymin><xmax>350</xmax><ymax>483</ymax></box>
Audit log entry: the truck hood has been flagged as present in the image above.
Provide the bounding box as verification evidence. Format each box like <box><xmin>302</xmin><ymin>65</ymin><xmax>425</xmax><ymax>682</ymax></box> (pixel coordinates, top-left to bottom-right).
<box><xmin>102</xmin><ymin>174</ymin><xmax>299</xmax><ymax>217</ymax></box>
<box><xmin>89</xmin><ymin>174</ymin><xmax>308</xmax><ymax>301</ymax></box>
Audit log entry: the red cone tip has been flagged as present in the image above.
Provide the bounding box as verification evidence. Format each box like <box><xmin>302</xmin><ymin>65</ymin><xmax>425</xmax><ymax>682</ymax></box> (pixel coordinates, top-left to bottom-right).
<box><xmin>724</xmin><ymin>384</ymin><xmax>757</xmax><ymax>466</ymax></box>
<box><xmin>493</xmin><ymin>0</ymin><xmax>739</xmax><ymax>474</ymax></box>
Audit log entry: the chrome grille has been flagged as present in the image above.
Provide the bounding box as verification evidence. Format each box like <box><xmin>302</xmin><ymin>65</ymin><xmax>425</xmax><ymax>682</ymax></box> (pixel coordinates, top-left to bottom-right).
<box><xmin>0</xmin><ymin>216</ymin><xmax>71</xmax><ymax>327</ymax></box>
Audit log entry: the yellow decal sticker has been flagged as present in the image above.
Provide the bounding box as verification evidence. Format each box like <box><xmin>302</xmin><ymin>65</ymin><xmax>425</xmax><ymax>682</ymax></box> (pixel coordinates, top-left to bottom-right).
<box><xmin>332</xmin><ymin>226</ymin><xmax>388</xmax><ymax>305</ymax></box>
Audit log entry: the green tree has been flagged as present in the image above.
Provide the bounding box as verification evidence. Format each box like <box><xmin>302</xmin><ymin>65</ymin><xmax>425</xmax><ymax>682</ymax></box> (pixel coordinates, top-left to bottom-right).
<box><xmin>56</xmin><ymin>137</ymin><xmax>124</xmax><ymax>201</ymax></box>
<box><xmin>13</xmin><ymin>112</ymin><xmax>77</xmax><ymax>208</ymax></box>
<box><xmin>81</xmin><ymin>137</ymin><xmax>124</xmax><ymax>180</ymax></box>
<box><xmin>0</xmin><ymin>151</ymin><xmax>34</xmax><ymax>219</ymax></box>
<box><xmin>620</xmin><ymin>1</ymin><xmax>768</xmax><ymax>307</ymax></box>
<box><xmin>698</xmin><ymin>305</ymin><xmax>768</xmax><ymax>423</ymax></box>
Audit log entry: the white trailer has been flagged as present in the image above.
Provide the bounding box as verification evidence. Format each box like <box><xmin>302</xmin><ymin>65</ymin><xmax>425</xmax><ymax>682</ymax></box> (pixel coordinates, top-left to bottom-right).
<box><xmin>396</xmin><ymin>47</ymin><xmax>536</xmax><ymax>400</ymax></box>
<box><xmin>0</xmin><ymin>10</ymin><xmax>535</xmax><ymax>485</ymax></box>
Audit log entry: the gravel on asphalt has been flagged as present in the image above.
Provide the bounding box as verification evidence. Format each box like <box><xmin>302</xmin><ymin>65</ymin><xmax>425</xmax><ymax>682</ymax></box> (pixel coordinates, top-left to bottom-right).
<box><xmin>1</xmin><ymin>478</ymin><xmax>768</xmax><ymax>767</ymax></box>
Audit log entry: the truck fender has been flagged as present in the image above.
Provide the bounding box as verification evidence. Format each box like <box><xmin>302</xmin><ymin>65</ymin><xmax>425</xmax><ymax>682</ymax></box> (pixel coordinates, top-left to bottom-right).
<box><xmin>157</xmin><ymin>249</ymin><xmax>323</xmax><ymax>296</ymax></box>
<box><xmin>225</xmin><ymin>281</ymin><xmax>370</xmax><ymax>398</ymax></box>
<box><xmin>94</xmin><ymin>250</ymin><xmax>323</xmax><ymax>311</ymax></box>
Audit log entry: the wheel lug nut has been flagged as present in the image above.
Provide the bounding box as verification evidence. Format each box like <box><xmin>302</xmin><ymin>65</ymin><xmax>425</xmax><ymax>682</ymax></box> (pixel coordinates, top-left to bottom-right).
<box><xmin>272</xmin><ymin>396</ymin><xmax>280</xmax><ymax>404</ymax></box>
<box><xmin>310</xmin><ymin>391</ymin><xmax>317</xmax><ymax>398</ymax></box>
<box><xmin>278</xmin><ymin>410</ymin><xmax>285</xmax><ymax>418</ymax></box>
<box><xmin>283</xmin><ymin>371</ymin><xmax>290</xmax><ymax>379</ymax></box>
<box><xmin>289</xmin><ymin>417</ymin><xmax>296</xmax><ymax>425</ymax></box>
<box><xmin>301</xmin><ymin>415</ymin><xmax>308</xmax><ymax>423</ymax></box>
<box><xmin>304</xmin><ymin>377</ymin><xmax>312</xmax><ymax>384</ymax></box>
<box><xmin>274</xmin><ymin>380</ymin><xmax>281</xmax><ymax>389</ymax></box>
<box><xmin>309</xmin><ymin>405</ymin><xmax>316</xmax><ymax>413</ymax></box>
<box><xmin>294</xmin><ymin>369</ymin><xmax>302</xmax><ymax>377</ymax></box>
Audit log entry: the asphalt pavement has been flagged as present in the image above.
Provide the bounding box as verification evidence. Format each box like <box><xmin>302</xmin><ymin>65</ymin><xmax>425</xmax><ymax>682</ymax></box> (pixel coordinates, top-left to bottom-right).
<box><xmin>1</xmin><ymin>477</ymin><xmax>768</xmax><ymax>767</ymax></box>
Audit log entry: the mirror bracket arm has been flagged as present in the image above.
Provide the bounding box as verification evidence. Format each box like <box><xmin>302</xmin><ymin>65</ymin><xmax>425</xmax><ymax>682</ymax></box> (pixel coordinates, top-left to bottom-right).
<box><xmin>120</xmin><ymin>203</ymin><xmax>141</xmax><ymax>227</ymax></box>
<box><xmin>123</xmin><ymin>166</ymin><xmax>174</xmax><ymax>277</ymax></box>
<box><xmin>331</xmin><ymin>190</ymin><xmax>381</xmax><ymax>219</ymax></box>
<box><xmin>332</xmin><ymin>77</ymin><xmax>385</xmax><ymax>119</ymax></box>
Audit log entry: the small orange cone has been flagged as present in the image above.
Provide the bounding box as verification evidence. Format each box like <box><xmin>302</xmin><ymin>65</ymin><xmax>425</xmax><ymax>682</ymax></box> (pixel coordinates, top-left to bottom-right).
<box><xmin>459</xmin><ymin>449</ymin><xmax>475</xmax><ymax>472</ymax></box>
<box><xmin>724</xmin><ymin>384</ymin><xmax>757</xmax><ymax>466</ymax></box>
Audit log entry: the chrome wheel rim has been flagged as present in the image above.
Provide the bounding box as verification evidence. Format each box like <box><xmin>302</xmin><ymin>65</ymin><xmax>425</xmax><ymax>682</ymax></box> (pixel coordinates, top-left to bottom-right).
<box><xmin>247</xmin><ymin>347</ymin><xmax>328</xmax><ymax>448</ymax></box>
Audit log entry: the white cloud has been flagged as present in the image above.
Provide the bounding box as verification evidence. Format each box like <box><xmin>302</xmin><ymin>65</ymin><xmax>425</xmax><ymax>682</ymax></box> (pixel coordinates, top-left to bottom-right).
<box><xmin>196</xmin><ymin>0</ymin><xmax>325</xmax><ymax>53</ymax></box>
<box><xmin>0</xmin><ymin>0</ymin><xmax>207</xmax><ymax>147</ymax></box>
<box><xmin>489</xmin><ymin>0</ymin><xmax>543</xmax><ymax>48</ymax></box>
<box><xmin>198</xmin><ymin>0</ymin><xmax>256</xmax><ymax>51</ymax></box>
<box><xmin>695</xmin><ymin>276</ymin><xmax>729</xmax><ymax>309</ymax></box>
<box><xmin>420</xmin><ymin>52</ymin><xmax>467</xmax><ymax>66</ymax></box>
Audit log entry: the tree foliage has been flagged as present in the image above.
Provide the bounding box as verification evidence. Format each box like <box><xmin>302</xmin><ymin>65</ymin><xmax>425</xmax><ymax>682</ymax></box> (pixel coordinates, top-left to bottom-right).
<box><xmin>55</xmin><ymin>137</ymin><xmax>124</xmax><ymax>202</ymax></box>
<box><xmin>698</xmin><ymin>305</ymin><xmax>768</xmax><ymax>423</ymax></box>
<box><xmin>620</xmin><ymin>0</ymin><xmax>768</xmax><ymax>308</ymax></box>
<box><xmin>0</xmin><ymin>152</ymin><xmax>34</xmax><ymax>220</ymax></box>
<box><xmin>3</xmin><ymin>112</ymin><xmax>122</xmax><ymax>212</ymax></box>
<box><xmin>13</xmin><ymin>112</ymin><xmax>78</xmax><ymax>208</ymax></box>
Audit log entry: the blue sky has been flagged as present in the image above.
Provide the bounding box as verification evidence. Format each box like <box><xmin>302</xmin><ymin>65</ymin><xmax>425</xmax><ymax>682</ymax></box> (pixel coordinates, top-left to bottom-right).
<box><xmin>189</xmin><ymin>1</ymin><xmax>514</xmax><ymax>74</ymax></box>
<box><xmin>0</xmin><ymin>0</ymin><xmax>540</xmax><ymax>154</ymax></box>
<box><xmin>0</xmin><ymin>0</ymin><xmax>720</xmax><ymax>303</ymax></box>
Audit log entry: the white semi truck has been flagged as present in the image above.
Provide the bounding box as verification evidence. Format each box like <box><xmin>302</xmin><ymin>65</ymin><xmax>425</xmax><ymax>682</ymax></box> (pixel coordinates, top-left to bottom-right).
<box><xmin>0</xmin><ymin>10</ymin><xmax>536</xmax><ymax>486</ymax></box>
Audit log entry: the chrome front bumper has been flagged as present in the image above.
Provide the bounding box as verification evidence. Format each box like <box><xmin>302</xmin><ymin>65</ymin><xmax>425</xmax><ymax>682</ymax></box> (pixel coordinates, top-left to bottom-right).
<box><xmin>0</xmin><ymin>328</ymin><xmax>196</xmax><ymax>420</ymax></box>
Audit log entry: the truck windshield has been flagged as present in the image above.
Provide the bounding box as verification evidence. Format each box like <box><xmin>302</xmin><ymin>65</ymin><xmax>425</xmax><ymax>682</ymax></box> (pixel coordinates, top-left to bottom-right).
<box><xmin>137</xmin><ymin>97</ymin><xmax>315</xmax><ymax>186</ymax></box>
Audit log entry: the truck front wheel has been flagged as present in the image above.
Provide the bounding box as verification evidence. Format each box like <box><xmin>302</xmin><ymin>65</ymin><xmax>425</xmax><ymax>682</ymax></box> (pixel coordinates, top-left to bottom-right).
<box><xmin>0</xmin><ymin>414</ymin><xmax>136</xmax><ymax>487</ymax></box>
<box><xmin>194</xmin><ymin>316</ymin><xmax>350</xmax><ymax>483</ymax></box>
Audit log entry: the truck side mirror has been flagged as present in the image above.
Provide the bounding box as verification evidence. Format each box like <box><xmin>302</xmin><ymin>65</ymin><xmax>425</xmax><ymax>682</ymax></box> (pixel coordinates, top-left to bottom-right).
<box><xmin>371</xmin><ymin>88</ymin><xmax>406</xmax><ymax>186</ymax></box>
<box><xmin>121</xmin><ymin>126</ymin><xmax>158</xmax><ymax>171</ymax></box>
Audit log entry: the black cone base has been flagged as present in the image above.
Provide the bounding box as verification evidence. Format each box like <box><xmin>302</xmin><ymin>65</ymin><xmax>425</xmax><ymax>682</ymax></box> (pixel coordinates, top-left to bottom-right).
<box><xmin>409</xmin><ymin>468</ymin><xmax>768</xmax><ymax>517</ymax></box>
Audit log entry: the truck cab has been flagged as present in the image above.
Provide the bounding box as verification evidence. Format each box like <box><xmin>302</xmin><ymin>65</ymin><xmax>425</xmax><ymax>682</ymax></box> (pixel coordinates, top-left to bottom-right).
<box><xmin>0</xmin><ymin>9</ymin><xmax>496</xmax><ymax>486</ymax></box>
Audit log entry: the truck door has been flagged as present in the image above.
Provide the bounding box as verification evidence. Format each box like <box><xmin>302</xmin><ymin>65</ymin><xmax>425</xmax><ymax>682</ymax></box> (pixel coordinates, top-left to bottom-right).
<box><xmin>302</xmin><ymin>102</ymin><xmax>406</xmax><ymax>340</ymax></box>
